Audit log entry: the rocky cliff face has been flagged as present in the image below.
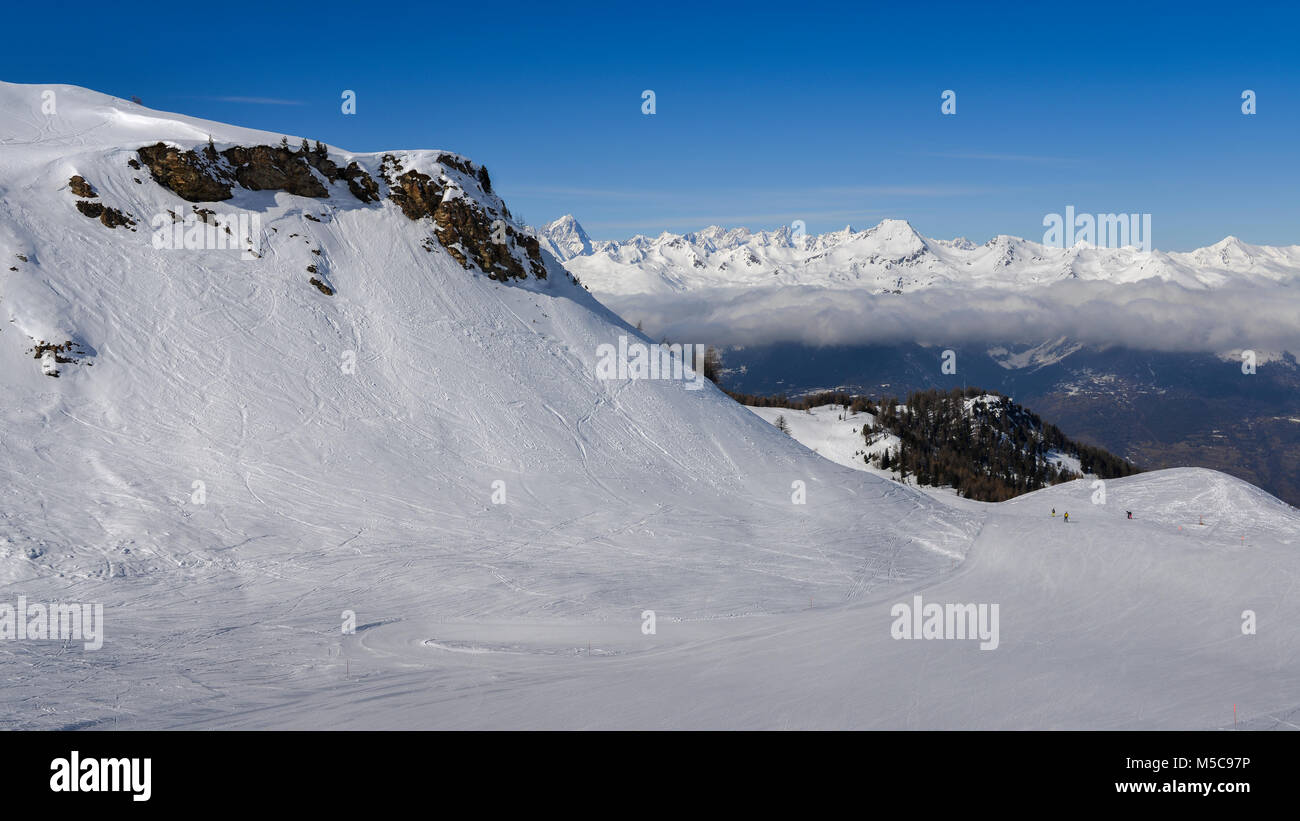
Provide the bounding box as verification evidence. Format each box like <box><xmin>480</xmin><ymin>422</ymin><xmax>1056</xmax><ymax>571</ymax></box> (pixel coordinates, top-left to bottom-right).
<box><xmin>134</xmin><ymin>140</ymin><xmax>543</xmax><ymax>283</ymax></box>
<box><xmin>136</xmin><ymin>142</ymin><xmax>234</xmax><ymax>201</ymax></box>
<box><xmin>377</xmin><ymin>153</ymin><xmax>545</xmax><ymax>282</ymax></box>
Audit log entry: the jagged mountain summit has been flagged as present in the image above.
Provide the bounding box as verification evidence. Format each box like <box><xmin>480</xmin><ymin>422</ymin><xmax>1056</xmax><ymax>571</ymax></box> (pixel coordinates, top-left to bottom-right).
<box><xmin>535</xmin><ymin>215</ymin><xmax>1300</xmax><ymax>295</ymax></box>
<box><xmin>537</xmin><ymin>214</ymin><xmax>593</xmax><ymax>261</ymax></box>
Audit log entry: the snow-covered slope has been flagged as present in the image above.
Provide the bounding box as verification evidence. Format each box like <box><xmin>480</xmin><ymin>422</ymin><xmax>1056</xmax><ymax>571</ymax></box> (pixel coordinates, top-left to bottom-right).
<box><xmin>1</xmin><ymin>79</ymin><xmax>975</xmax><ymax>601</ymax></box>
<box><xmin>748</xmin><ymin>404</ymin><xmax>899</xmax><ymax>477</ymax></box>
<box><xmin>2</xmin><ymin>83</ymin><xmax>1298</xmax><ymax>730</ymax></box>
<box><xmin>179</xmin><ymin>468</ymin><xmax>1300</xmax><ymax>730</ymax></box>
<box><xmin>538</xmin><ymin>215</ymin><xmax>1300</xmax><ymax>296</ymax></box>
<box><xmin>0</xmin><ymin>82</ymin><xmax>975</xmax><ymax>723</ymax></box>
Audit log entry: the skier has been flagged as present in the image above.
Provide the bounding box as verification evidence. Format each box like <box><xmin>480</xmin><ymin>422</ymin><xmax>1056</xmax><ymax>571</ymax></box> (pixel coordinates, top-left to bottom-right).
<box><xmin>1063</xmin><ymin>512</ymin><xmax>1069</xmax><ymax>523</ymax></box>
<box><xmin>1051</xmin><ymin>508</ymin><xmax>1056</xmax><ymax>517</ymax></box>
<box><xmin>1126</xmin><ymin>511</ymin><xmax>1132</xmax><ymax>520</ymax></box>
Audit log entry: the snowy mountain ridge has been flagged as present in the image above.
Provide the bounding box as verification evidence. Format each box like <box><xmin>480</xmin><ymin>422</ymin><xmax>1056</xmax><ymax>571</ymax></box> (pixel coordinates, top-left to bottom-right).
<box><xmin>0</xmin><ymin>77</ymin><xmax>972</xmax><ymax>645</ymax></box>
<box><xmin>535</xmin><ymin>214</ymin><xmax>1300</xmax><ymax>296</ymax></box>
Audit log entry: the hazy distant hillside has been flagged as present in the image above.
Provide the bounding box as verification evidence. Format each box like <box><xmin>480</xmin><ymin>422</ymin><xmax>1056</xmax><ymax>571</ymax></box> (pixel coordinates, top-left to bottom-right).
<box><xmin>717</xmin><ymin>343</ymin><xmax>1300</xmax><ymax>506</ymax></box>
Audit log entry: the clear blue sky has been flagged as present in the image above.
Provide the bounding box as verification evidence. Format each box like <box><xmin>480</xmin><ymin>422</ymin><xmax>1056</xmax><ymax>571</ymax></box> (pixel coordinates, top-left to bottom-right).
<box><xmin>4</xmin><ymin>1</ymin><xmax>1298</xmax><ymax>249</ymax></box>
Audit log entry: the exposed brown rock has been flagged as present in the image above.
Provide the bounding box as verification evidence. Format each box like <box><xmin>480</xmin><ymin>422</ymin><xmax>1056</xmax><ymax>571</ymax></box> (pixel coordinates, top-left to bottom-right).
<box><xmin>222</xmin><ymin>145</ymin><xmax>328</xmax><ymax>198</ymax></box>
<box><xmin>31</xmin><ymin>340</ymin><xmax>81</xmax><ymax>363</ymax></box>
<box><xmin>69</xmin><ymin>175</ymin><xmax>97</xmax><ymax>197</ymax></box>
<box><xmin>436</xmin><ymin>153</ymin><xmax>474</xmax><ymax>175</ymax></box>
<box><xmin>131</xmin><ymin>141</ymin><xmax>541</xmax><ymax>282</ymax></box>
<box><xmin>75</xmin><ymin>200</ymin><xmax>137</xmax><ymax>229</ymax></box>
<box><xmin>137</xmin><ymin>140</ymin><xmax>378</xmax><ymax>205</ymax></box>
<box><xmin>377</xmin><ymin>154</ymin><xmax>545</xmax><ymax>281</ymax></box>
<box><xmin>387</xmin><ymin>168</ymin><xmax>445</xmax><ymax>221</ymax></box>
<box><xmin>342</xmin><ymin>162</ymin><xmax>379</xmax><ymax>202</ymax></box>
<box><xmin>302</xmin><ymin>149</ymin><xmax>378</xmax><ymax>203</ymax></box>
<box><xmin>30</xmin><ymin>339</ymin><xmax>89</xmax><ymax>376</ymax></box>
<box><xmin>433</xmin><ymin>199</ymin><xmax>542</xmax><ymax>282</ymax></box>
<box><xmin>137</xmin><ymin>143</ymin><xmax>233</xmax><ymax>202</ymax></box>
<box><xmin>517</xmin><ymin>232</ymin><xmax>547</xmax><ymax>278</ymax></box>
<box><xmin>309</xmin><ymin>277</ymin><xmax>334</xmax><ymax>295</ymax></box>
<box><xmin>99</xmin><ymin>207</ymin><xmax>137</xmax><ymax>230</ymax></box>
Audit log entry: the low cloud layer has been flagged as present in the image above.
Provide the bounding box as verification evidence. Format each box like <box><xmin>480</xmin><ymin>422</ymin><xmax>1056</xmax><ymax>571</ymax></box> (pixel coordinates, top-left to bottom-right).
<box><xmin>601</xmin><ymin>280</ymin><xmax>1300</xmax><ymax>354</ymax></box>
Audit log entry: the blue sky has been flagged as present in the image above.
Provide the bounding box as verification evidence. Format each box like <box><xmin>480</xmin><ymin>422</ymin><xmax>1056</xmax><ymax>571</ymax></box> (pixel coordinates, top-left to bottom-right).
<box><xmin>4</xmin><ymin>1</ymin><xmax>1298</xmax><ymax>248</ymax></box>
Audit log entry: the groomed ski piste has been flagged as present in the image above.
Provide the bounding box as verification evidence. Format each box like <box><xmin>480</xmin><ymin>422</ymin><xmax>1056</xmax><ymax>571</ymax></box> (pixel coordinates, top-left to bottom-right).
<box><xmin>1</xmin><ymin>83</ymin><xmax>1297</xmax><ymax>730</ymax></box>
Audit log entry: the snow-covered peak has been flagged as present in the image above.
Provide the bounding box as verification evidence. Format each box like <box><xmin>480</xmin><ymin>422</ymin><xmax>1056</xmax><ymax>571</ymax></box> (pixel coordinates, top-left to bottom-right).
<box><xmin>1189</xmin><ymin>235</ymin><xmax>1256</xmax><ymax>266</ymax></box>
<box><xmin>866</xmin><ymin>218</ymin><xmax>924</xmax><ymax>245</ymax></box>
<box><xmin>536</xmin><ymin>213</ymin><xmax>593</xmax><ymax>261</ymax></box>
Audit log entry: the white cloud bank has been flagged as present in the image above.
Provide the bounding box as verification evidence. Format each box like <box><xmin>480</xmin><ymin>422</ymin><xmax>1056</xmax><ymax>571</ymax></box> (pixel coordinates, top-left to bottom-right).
<box><xmin>602</xmin><ymin>280</ymin><xmax>1300</xmax><ymax>354</ymax></box>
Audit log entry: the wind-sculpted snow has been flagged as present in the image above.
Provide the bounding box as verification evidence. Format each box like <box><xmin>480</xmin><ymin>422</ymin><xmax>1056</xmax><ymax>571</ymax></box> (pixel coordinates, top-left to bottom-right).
<box><xmin>1</xmin><ymin>83</ymin><xmax>1297</xmax><ymax>730</ymax></box>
